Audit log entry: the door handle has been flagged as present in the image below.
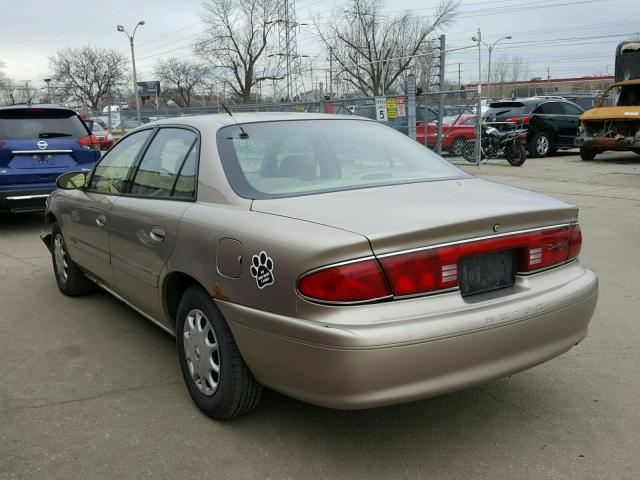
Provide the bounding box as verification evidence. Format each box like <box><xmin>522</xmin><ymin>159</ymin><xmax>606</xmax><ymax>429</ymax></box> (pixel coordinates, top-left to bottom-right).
<box><xmin>96</xmin><ymin>215</ymin><xmax>106</xmax><ymax>227</ymax></box>
<box><xmin>149</xmin><ymin>227</ymin><xmax>166</xmax><ymax>243</ymax></box>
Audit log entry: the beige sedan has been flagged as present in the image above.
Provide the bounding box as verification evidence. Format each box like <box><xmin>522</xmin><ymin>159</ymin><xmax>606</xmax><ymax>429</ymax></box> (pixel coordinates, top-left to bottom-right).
<box><xmin>42</xmin><ymin>113</ymin><xmax>598</xmax><ymax>420</ymax></box>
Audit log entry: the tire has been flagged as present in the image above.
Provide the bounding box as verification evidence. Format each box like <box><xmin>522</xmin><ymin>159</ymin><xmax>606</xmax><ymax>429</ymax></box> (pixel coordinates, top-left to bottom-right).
<box><xmin>505</xmin><ymin>144</ymin><xmax>527</xmax><ymax>166</ymax></box>
<box><xmin>176</xmin><ymin>285</ymin><xmax>262</xmax><ymax>420</ymax></box>
<box><xmin>579</xmin><ymin>147</ymin><xmax>597</xmax><ymax>161</ymax></box>
<box><xmin>528</xmin><ymin>132</ymin><xmax>553</xmax><ymax>157</ymax></box>
<box><xmin>449</xmin><ymin>137</ymin><xmax>466</xmax><ymax>157</ymax></box>
<box><xmin>52</xmin><ymin>225</ymin><xmax>95</xmax><ymax>296</ymax></box>
<box><xmin>462</xmin><ymin>140</ymin><xmax>479</xmax><ymax>163</ymax></box>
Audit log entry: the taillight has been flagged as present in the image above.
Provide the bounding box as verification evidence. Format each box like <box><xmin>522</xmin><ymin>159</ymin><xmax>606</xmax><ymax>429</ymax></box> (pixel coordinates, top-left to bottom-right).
<box><xmin>298</xmin><ymin>225</ymin><xmax>582</xmax><ymax>303</ymax></box>
<box><xmin>505</xmin><ymin>116</ymin><xmax>530</xmax><ymax>124</ymax></box>
<box><xmin>0</xmin><ymin>139</ymin><xmax>5</xmax><ymax>148</ymax></box>
<box><xmin>78</xmin><ymin>134</ymin><xmax>100</xmax><ymax>150</ymax></box>
<box><xmin>380</xmin><ymin>224</ymin><xmax>582</xmax><ymax>297</ymax></box>
<box><xmin>297</xmin><ymin>258</ymin><xmax>391</xmax><ymax>303</ymax></box>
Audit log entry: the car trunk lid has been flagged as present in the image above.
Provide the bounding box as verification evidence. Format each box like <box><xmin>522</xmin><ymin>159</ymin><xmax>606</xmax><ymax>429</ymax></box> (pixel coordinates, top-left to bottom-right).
<box><xmin>251</xmin><ymin>178</ymin><xmax>578</xmax><ymax>256</ymax></box>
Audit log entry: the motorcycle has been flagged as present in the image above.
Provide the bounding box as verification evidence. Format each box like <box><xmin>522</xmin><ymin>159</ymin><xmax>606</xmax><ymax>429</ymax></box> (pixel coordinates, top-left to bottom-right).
<box><xmin>462</xmin><ymin>122</ymin><xmax>528</xmax><ymax>166</ymax></box>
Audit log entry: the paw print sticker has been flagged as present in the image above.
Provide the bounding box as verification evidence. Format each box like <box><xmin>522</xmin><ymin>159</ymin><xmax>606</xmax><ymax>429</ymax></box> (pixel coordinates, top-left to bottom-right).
<box><xmin>250</xmin><ymin>251</ymin><xmax>274</xmax><ymax>289</ymax></box>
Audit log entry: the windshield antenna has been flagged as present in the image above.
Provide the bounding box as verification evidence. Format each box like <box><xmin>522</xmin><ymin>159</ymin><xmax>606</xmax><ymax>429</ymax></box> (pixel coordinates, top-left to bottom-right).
<box><xmin>220</xmin><ymin>103</ymin><xmax>249</xmax><ymax>139</ymax></box>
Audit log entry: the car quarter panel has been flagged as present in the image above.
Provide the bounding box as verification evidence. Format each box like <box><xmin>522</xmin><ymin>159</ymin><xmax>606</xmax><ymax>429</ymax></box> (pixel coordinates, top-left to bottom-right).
<box><xmin>162</xmin><ymin>203</ymin><xmax>376</xmax><ymax>325</ymax></box>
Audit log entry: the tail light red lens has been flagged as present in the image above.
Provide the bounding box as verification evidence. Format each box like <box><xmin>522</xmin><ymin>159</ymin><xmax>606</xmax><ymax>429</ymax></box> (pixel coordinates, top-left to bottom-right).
<box><xmin>298</xmin><ymin>225</ymin><xmax>582</xmax><ymax>303</ymax></box>
<box><xmin>78</xmin><ymin>134</ymin><xmax>100</xmax><ymax>150</ymax></box>
<box><xmin>505</xmin><ymin>115</ymin><xmax>530</xmax><ymax>124</ymax></box>
<box><xmin>380</xmin><ymin>224</ymin><xmax>582</xmax><ymax>297</ymax></box>
<box><xmin>298</xmin><ymin>259</ymin><xmax>391</xmax><ymax>303</ymax></box>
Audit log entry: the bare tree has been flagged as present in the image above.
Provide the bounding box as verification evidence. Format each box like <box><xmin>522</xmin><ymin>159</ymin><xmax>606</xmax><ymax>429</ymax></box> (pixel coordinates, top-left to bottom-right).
<box><xmin>0</xmin><ymin>79</ymin><xmax>35</xmax><ymax>106</ymax></box>
<box><xmin>49</xmin><ymin>45</ymin><xmax>128</xmax><ymax>110</ymax></box>
<box><xmin>315</xmin><ymin>0</ymin><xmax>458</xmax><ymax>96</ymax></box>
<box><xmin>154</xmin><ymin>58</ymin><xmax>210</xmax><ymax>107</ymax></box>
<box><xmin>485</xmin><ymin>55</ymin><xmax>529</xmax><ymax>98</ymax></box>
<box><xmin>195</xmin><ymin>0</ymin><xmax>281</xmax><ymax>103</ymax></box>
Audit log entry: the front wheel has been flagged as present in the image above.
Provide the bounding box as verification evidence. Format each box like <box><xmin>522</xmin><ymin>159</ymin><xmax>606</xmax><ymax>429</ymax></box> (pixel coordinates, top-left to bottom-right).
<box><xmin>462</xmin><ymin>140</ymin><xmax>481</xmax><ymax>163</ymax></box>
<box><xmin>176</xmin><ymin>285</ymin><xmax>262</xmax><ymax>420</ymax></box>
<box><xmin>505</xmin><ymin>143</ymin><xmax>527</xmax><ymax>166</ymax></box>
<box><xmin>579</xmin><ymin>147</ymin><xmax>597</xmax><ymax>161</ymax></box>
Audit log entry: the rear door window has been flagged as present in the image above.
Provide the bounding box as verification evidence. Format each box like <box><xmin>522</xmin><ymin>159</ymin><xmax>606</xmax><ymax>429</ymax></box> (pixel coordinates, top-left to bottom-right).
<box><xmin>0</xmin><ymin>108</ymin><xmax>88</xmax><ymax>139</ymax></box>
<box><xmin>561</xmin><ymin>103</ymin><xmax>584</xmax><ymax>116</ymax></box>
<box><xmin>535</xmin><ymin>102</ymin><xmax>564</xmax><ymax>115</ymax></box>
<box><xmin>129</xmin><ymin>128</ymin><xmax>197</xmax><ymax>198</ymax></box>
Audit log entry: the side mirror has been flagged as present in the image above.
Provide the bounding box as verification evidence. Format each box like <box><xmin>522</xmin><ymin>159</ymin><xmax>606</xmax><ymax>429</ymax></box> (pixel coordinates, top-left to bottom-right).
<box><xmin>57</xmin><ymin>171</ymin><xmax>87</xmax><ymax>190</ymax></box>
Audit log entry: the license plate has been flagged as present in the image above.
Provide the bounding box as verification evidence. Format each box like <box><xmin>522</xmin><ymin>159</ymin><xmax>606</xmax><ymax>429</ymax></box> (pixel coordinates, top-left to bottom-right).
<box><xmin>459</xmin><ymin>250</ymin><xmax>515</xmax><ymax>296</ymax></box>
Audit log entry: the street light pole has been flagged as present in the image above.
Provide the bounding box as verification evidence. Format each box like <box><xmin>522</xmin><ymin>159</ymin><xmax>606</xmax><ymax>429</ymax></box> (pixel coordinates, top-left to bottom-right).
<box><xmin>44</xmin><ymin>78</ymin><xmax>52</xmax><ymax>103</ymax></box>
<box><xmin>117</xmin><ymin>21</ymin><xmax>145</xmax><ymax>123</ymax></box>
<box><xmin>471</xmin><ymin>29</ymin><xmax>483</xmax><ymax>166</ymax></box>
<box><xmin>480</xmin><ymin>35</ymin><xmax>512</xmax><ymax>98</ymax></box>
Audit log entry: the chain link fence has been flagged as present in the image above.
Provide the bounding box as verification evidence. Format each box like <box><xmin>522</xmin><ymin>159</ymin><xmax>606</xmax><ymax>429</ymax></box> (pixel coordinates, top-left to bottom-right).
<box><xmin>86</xmin><ymin>82</ymin><xmax>485</xmax><ymax>165</ymax></box>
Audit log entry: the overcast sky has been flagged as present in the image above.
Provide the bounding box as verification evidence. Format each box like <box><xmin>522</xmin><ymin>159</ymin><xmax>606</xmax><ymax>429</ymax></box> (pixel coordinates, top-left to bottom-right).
<box><xmin>1</xmin><ymin>0</ymin><xmax>639</xmax><ymax>92</ymax></box>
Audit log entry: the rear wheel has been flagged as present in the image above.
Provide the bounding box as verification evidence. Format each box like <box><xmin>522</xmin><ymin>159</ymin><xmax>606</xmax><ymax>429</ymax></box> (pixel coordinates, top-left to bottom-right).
<box><xmin>176</xmin><ymin>286</ymin><xmax>262</xmax><ymax>420</ymax></box>
<box><xmin>579</xmin><ymin>147</ymin><xmax>597</xmax><ymax>161</ymax></box>
<box><xmin>462</xmin><ymin>140</ymin><xmax>481</xmax><ymax>163</ymax></box>
<box><xmin>449</xmin><ymin>137</ymin><xmax>466</xmax><ymax>157</ymax></box>
<box><xmin>529</xmin><ymin>132</ymin><xmax>553</xmax><ymax>157</ymax></box>
<box><xmin>52</xmin><ymin>225</ymin><xmax>95</xmax><ymax>296</ymax></box>
<box><xmin>505</xmin><ymin>144</ymin><xmax>527</xmax><ymax>166</ymax></box>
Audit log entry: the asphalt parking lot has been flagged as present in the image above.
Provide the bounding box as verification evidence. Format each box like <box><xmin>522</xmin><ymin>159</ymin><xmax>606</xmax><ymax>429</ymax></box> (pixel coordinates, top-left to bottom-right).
<box><xmin>1</xmin><ymin>151</ymin><xmax>639</xmax><ymax>480</ymax></box>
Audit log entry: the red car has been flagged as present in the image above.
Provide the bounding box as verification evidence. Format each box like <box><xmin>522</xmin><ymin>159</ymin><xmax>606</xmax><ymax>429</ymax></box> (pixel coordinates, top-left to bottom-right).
<box><xmin>424</xmin><ymin>114</ymin><xmax>477</xmax><ymax>155</ymax></box>
<box><xmin>88</xmin><ymin>119</ymin><xmax>114</xmax><ymax>150</ymax></box>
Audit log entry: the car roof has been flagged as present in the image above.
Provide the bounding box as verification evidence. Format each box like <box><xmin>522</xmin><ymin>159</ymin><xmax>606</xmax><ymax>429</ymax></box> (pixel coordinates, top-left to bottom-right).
<box><xmin>490</xmin><ymin>97</ymin><xmax>579</xmax><ymax>107</ymax></box>
<box><xmin>147</xmin><ymin>112</ymin><xmax>369</xmax><ymax>129</ymax></box>
<box><xmin>0</xmin><ymin>103</ymin><xmax>77</xmax><ymax>113</ymax></box>
<box><xmin>612</xmin><ymin>78</ymin><xmax>640</xmax><ymax>87</ymax></box>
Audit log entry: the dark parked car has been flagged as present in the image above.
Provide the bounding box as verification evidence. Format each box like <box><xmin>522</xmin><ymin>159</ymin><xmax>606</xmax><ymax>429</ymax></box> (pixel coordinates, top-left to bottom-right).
<box><xmin>485</xmin><ymin>97</ymin><xmax>585</xmax><ymax>157</ymax></box>
<box><xmin>0</xmin><ymin>104</ymin><xmax>101</xmax><ymax>213</ymax></box>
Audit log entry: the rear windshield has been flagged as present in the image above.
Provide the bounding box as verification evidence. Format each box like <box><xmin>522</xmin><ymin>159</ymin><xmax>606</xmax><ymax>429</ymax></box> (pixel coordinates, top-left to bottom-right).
<box><xmin>0</xmin><ymin>108</ymin><xmax>88</xmax><ymax>140</ymax></box>
<box><xmin>486</xmin><ymin>102</ymin><xmax>526</xmax><ymax>117</ymax></box>
<box><xmin>217</xmin><ymin>119</ymin><xmax>467</xmax><ymax>199</ymax></box>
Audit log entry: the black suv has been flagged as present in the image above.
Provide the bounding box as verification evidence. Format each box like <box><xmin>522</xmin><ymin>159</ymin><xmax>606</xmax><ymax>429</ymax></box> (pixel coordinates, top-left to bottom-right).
<box><xmin>485</xmin><ymin>97</ymin><xmax>584</xmax><ymax>157</ymax></box>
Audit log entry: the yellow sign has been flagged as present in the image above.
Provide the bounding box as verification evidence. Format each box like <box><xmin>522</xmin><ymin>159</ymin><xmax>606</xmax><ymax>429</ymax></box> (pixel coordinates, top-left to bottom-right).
<box><xmin>387</xmin><ymin>97</ymin><xmax>398</xmax><ymax>119</ymax></box>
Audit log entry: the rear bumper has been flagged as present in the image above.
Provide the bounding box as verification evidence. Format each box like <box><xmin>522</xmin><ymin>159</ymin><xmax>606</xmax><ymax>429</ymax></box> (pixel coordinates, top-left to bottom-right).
<box><xmin>0</xmin><ymin>188</ymin><xmax>52</xmax><ymax>212</ymax></box>
<box><xmin>219</xmin><ymin>264</ymin><xmax>598</xmax><ymax>409</ymax></box>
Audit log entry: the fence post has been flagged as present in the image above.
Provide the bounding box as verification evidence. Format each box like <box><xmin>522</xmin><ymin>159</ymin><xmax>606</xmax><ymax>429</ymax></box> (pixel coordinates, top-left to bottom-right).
<box><xmin>436</xmin><ymin>34</ymin><xmax>446</xmax><ymax>155</ymax></box>
<box><xmin>407</xmin><ymin>74</ymin><xmax>417</xmax><ymax>141</ymax></box>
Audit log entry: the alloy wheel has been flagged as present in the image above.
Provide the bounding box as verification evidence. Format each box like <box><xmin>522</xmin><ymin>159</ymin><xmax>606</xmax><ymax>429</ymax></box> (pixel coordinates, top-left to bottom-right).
<box><xmin>536</xmin><ymin>135</ymin><xmax>550</xmax><ymax>156</ymax></box>
<box><xmin>183</xmin><ymin>309</ymin><xmax>220</xmax><ymax>396</ymax></box>
<box><xmin>53</xmin><ymin>233</ymin><xmax>69</xmax><ymax>284</ymax></box>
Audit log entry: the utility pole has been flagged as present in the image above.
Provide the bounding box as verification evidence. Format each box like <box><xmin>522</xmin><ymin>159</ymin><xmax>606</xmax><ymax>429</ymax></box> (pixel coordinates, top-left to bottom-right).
<box><xmin>275</xmin><ymin>0</ymin><xmax>306</xmax><ymax>101</ymax></box>
<box><xmin>546</xmin><ymin>67</ymin><xmax>551</xmax><ymax>93</ymax></box>
<box><xmin>117</xmin><ymin>21</ymin><xmax>145</xmax><ymax>123</ymax></box>
<box><xmin>436</xmin><ymin>34</ymin><xmax>446</xmax><ymax>155</ymax></box>
<box><xmin>329</xmin><ymin>47</ymin><xmax>333</xmax><ymax>99</ymax></box>
<box><xmin>458</xmin><ymin>63</ymin><xmax>461</xmax><ymax>90</ymax></box>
